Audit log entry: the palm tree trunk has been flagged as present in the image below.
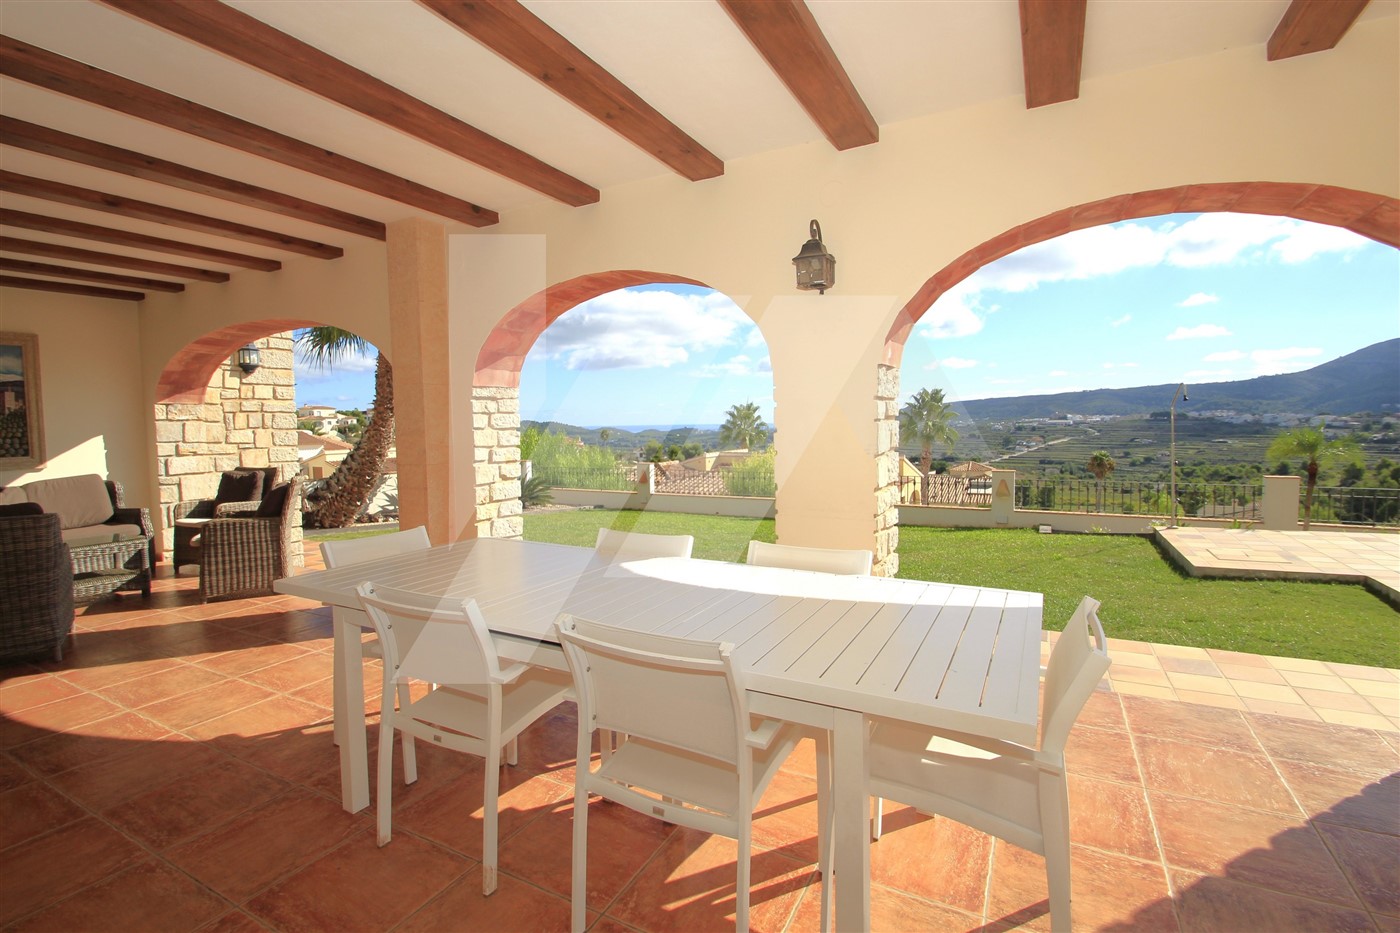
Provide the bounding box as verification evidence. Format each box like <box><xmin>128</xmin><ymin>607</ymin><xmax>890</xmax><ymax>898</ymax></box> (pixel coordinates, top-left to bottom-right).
<box><xmin>304</xmin><ymin>354</ymin><xmax>395</xmax><ymax>529</ymax></box>
<box><xmin>920</xmin><ymin>448</ymin><xmax>931</xmax><ymax>505</ymax></box>
<box><xmin>1303</xmin><ymin>462</ymin><xmax>1318</xmax><ymax>530</ymax></box>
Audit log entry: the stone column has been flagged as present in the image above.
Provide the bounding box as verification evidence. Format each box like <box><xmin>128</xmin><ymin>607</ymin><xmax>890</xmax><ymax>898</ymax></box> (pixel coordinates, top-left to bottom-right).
<box><xmin>1261</xmin><ymin>474</ymin><xmax>1302</xmax><ymax>530</ymax></box>
<box><xmin>873</xmin><ymin>363</ymin><xmax>901</xmax><ymax>577</ymax></box>
<box><xmin>472</xmin><ymin>385</ymin><xmax>523</xmax><ymax>538</ymax></box>
<box><xmin>990</xmin><ymin>469</ymin><xmax>1016</xmax><ymax>526</ymax></box>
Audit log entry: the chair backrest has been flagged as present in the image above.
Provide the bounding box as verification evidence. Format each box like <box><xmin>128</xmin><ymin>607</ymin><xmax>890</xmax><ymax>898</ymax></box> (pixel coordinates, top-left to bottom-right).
<box><xmin>557</xmin><ymin>615</ymin><xmax>745</xmax><ymax>766</ymax></box>
<box><xmin>355</xmin><ymin>581</ymin><xmax>506</xmax><ymax>686</ymax></box>
<box><xmin>321</xmin><ymin>525</ymin><xmax>431</xmax><ymax>568</ymax></box>
<box><xmin>746</xmin><ymin>540</ymin><xmax>873</xmax><ymax>575</ymax></box>
<box><xmin>1039</xmin><ymin>596</ymin><xmax>1111</xmax><ymax>755</ymax></box>
<box><xmin>593</xmin><ymin>528</ymin><xmax>694</xmax><ymax>560</ymax></box>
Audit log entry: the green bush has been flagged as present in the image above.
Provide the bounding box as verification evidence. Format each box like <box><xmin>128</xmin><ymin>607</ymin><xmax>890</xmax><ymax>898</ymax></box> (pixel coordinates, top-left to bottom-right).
<box><xmin>531</xmin><ymin>431</ymin><xmax>633</xmax><ymax>490</ymax></box>
<box><xmin>724</xmin><ymin>449</ymin><xmax>777</xmax><ymax>497</ymax></box>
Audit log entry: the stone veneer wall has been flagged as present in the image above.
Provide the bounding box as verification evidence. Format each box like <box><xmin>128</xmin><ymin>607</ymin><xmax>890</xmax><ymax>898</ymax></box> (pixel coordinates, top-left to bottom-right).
<box><xmin>153</xmin><ymin>332</ymin><xmax>303</xmax><ymax>566</ymax></box>
<box><xmin>873</xmin><ymin>363</ymin><xmax>901</xmax><ymax>577</ymax></box>
<box><xmin>472</xmin><ymin>385</ymin><xmax>523</xmax><ymax>539</ymax></box>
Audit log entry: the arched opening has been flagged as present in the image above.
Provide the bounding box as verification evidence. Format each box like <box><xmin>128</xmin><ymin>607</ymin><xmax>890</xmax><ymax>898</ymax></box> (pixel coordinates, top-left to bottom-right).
<box><xmin>870</xmin><ymin>182</ymin><xmax>1400</xmax><ymax>574</ymax></box>
<box><xmin>472</xmin><ymin>270</ymin><xmax>781</xmax><ymax>540</ymax></box>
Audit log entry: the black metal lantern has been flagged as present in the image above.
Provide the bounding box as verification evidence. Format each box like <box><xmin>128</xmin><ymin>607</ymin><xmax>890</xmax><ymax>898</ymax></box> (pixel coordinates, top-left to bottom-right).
<box><xmin>792</xmin><ymin>219</ymin><xmax>835</xmax><ymax>294</ymax></box>
<box><xmin>237</xmin><ymin>343</ymin><xmax>261</xmax><ymax>375</ymax></box>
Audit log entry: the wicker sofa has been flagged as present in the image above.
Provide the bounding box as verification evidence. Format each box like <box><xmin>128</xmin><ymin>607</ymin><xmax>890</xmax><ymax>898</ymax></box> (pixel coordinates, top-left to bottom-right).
<box><xmin>0</xmin><ymin>509</ymin><xmax>75</xmax><ymax>663</ymax></box>
<box><xmin>171</xmin><ymin>466</ymin><xmax>281</xmax><ymax>575</ymax></box>
<box><xmin>198</xmin><ymin>476</ymin><xmax>303</xmax><ymax>602</ymax></box>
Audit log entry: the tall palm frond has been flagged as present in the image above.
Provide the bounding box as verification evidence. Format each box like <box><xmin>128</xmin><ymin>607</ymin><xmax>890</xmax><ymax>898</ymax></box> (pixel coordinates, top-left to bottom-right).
<box><xmin>900</xmin><ymin>388</ymin><xmax>959</xmax><ymax>505</ymax></box>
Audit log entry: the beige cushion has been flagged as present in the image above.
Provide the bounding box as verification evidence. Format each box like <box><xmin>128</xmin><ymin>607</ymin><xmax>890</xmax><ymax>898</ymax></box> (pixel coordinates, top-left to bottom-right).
<box><xmin>0</xmin><ymin>486</ymin><xmax>27</xmax><ymax>507</ymax></box>
<box><xmin>18</xmin><ymin>475</ymin><xmax>114</xmax><ymax>530</ymax></box>
<box><xmin>64</xmin><ymin>523</ymin><xmax>145</xmax><ymax>544</ymax></box>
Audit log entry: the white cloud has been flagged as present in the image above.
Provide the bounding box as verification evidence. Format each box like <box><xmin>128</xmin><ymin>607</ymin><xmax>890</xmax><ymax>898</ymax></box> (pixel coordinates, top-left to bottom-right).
<box><xmin>696</xmin><ymin>354</ymin><xmax>772</xmax><ymax>378</ymax></box>
<box><xmin>915</xmin><ymin>280</ymin><xmax>988</xmax><ymax>339</ymax></box>
<box><xmin>1177</xmin><ymin>292</ymin><xmax>1219</xmax><ymax>307</ymax></box>
<box><xmin>1250</xmin><ymin>347</ymin><xmax>1323</xmax><ymax>374</ymax></box>
<box><xmin>531</xmin><ymin>289</ymin><xmax>757</xmax><ymax>371</ymax></box>
<box><xmin>1167</xmin><ymin>324</ymin><xmax>1233</xmax><ymax>340</ymax></box>
<box><xmin>1109</xmin><ymin>314</ymin><xmax>1131</xmax><ymax>327</ymax></box>
<box><xmin>1203</xmin><ymin>350</ymin><xmax>1246</xmax><ymax>362</ymax></box>
<box><xmin>295</xmin><ymin>345</ymin><xmax>378</xmax><ymax>376</ymax></box>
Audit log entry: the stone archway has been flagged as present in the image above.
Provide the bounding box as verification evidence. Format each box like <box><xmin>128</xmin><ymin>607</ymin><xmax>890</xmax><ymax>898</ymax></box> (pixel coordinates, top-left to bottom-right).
<box><xmin>470</xmin><ymin>271</ymin><xmax>706</xmax><ymax>538</ymax></box>
<box><xmin>870</xmin><ymin>182</ymin><xmax>1400</xmax><ymax>571</ymax></box>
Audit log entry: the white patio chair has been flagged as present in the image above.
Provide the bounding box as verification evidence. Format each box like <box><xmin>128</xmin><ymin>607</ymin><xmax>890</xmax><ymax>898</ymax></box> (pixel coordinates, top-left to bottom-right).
<box><xmin>868</xmin><ymin>596</ymin><xmax>1110</xmax><ymax>933</ymax></box>
<box><xmin>321</xmin><ymin>527</ymin><xmax>432</xmax><ymax>749</ymax></box>
<box><xmin>746</xmin><ymin>540</ymin><xmax>873</xmax><ymax>575</ymax></box>
<box><xmin>556</xmin><ymin>615</ymin><xmax>830</xmax><ymax>933</ymax></box>
<box><xmin>593</xmin><ymin>527</ymin><xmax>694</xmax><ymax>560</ymax></box>
<box><xmin>356</xmin><ymin>581</ymin><xmax>572</xmax><ymax>895</ymax></box>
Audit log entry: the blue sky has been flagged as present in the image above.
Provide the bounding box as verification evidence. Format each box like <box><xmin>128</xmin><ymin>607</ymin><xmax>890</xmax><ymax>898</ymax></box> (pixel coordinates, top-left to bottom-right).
<box><xmin>295</xmin><ymin>213</ymin><xmax>1398</xmax><ymax>425</ymax></box>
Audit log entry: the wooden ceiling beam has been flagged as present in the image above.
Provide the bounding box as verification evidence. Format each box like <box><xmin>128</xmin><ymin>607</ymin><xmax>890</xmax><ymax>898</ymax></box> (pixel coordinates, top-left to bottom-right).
<box><xmin>1018</xmin><ymin>0</ymin><xmax>1087</xmax><ymax>109</ymax></box>
<box><xmin>0</xmin><ymin>37</ymin><xmax>499</xmax><ymax>227</ymax></box>
<box><xmin>419</xmin><ymin>0</ymin><xmax>722</xmax><ymax>181</ymax></box>
<box><xmin>0</xmin><ymin>274</ymin><xmax>144</xmax><ymax>301</ymax></box>
<box><xmin>0</xmin><ymin>170</ymin><xmax>342</xmax><ymax>260</ymax></box>
<box><xmin>1</xmin><ymin>209</ymin><xmax>282</xmax><ymax>271</ymax></box>
<box><xmin>0</xmin><ymin>257</ymin><xmax>184</xmax><ymax>292</ymax></box>
<box><xmin>0</xmin><ymin>236</ymin><xmax>230</xmax><ymax>282</ymax></box>
<box><xmin>0</xmin><ymin>118</ymin><xmax>385</xmax><ymax>240</ymax></box>
<box><xmin>99</xmin><ymin>0</ymin><xmax>598</xmax><ymax>206</ymax></box>
<box><xmin>0</xmin><ymin>274</ymin><xmax>144</xmax><ymax>299</ymax></box>
<box><xmin>718</xmin><ymin>0</ymin><xmax>877</xmax><ymax>151</ymax></box>
<box><xmin>1268</xmin><ymin>0</ymin><xmax>1370</xmax><ymax>61</ymax></box>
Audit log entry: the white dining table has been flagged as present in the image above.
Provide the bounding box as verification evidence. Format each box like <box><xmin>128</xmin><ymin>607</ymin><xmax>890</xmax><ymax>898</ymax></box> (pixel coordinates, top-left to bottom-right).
<box><xmin>274</xmin><ymin>536</ymin><xmax>1042</xmax><ymax>932</ymax></box>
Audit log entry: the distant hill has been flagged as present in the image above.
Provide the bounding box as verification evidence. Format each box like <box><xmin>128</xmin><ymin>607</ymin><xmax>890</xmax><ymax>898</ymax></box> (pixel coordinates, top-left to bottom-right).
<box><xmin>957</xmin><ymin>338</ymin><xmax>1399</xmax><ymax>421</ymax></box>
<box><xmin>521</xmin><ymin>420</ymin><xmax>766</xmax><ymax>452</ymax></box>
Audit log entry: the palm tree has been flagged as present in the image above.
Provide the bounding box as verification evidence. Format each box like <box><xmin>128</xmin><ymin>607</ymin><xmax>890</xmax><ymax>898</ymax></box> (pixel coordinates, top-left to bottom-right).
<box><xmin>1087</xmin><ymin>450</ymin><xmax>1116</xmax><ymax>512</ymax></box>
<box><xmin>899</xmin><ymin>388</ymin><xmax>959</xmax><ymax>505</ymax></box>
<box><xmin>1266</xmin><ymin>425</ymin><xmax>1363</xmax><ymax>529</ymax></box>
<box><xmin>598</xmin><ymin>427</ymin><xmax>612</xmax><ymax>447</ymax></box>
<box><xmin>720</xmin><ymin>402</ymin><xmax>768</xmax><ymax>450</ymax></box>
<box><xmin>295</xmin><ymin>327</ymin><xmax>394</xmax><ymax>529</ymax></box>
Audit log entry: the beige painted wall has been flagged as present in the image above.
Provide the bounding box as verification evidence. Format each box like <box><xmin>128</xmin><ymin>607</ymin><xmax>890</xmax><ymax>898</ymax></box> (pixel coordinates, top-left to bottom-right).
<box><xmin>0</xmin><ymin>289</ymin><xmax>148</xmax><ymax>491</ymax></box>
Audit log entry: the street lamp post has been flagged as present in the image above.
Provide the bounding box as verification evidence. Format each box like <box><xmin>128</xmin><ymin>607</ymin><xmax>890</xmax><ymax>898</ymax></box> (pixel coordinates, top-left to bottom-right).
<box><xmin>1170</xmin><ymin>382</ymin><xmax>1188</xmax><ymax>527</ymax></box>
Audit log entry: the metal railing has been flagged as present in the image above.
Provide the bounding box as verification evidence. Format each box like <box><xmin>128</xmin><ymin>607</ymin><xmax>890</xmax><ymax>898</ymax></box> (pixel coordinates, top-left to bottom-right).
<box><xmin>1308</xmin><ymin>487</ymin><xmax>1400</xmax><ymax>526</ymax></box>
<box><xmin>1013</xmin><ymin>478</ymin><xmax>1263</xmax><ymax>520</ymax></box>
<box><xmin>532</xmin><ymin>466</ymin><xmax>637</xmax><ymax>491</ymax></box>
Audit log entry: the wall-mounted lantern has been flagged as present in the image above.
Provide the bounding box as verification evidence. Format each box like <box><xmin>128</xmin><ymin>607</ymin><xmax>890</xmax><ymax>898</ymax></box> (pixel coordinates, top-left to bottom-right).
<box><xmin>237</xmin><ymin>343</ymin><xmax>261</xmax><ymax>375</ymax></box>
<box><xmin>792</xmin><ymin>219</ymin><xmax>836</xmax><ymax>295</ymax></box>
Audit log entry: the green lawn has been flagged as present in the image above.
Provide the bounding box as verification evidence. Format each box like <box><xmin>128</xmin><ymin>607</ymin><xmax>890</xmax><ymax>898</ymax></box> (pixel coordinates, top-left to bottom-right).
<box><xmin>520</xmin><ymin>510</ymin><xmax>1399</xmax><ymax>669</ymax></box>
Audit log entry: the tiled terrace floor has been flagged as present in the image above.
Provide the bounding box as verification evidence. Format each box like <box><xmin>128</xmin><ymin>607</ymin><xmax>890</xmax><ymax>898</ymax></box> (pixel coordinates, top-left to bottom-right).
<box><xmin>2</xmin><ymin>559</ymin><xmax>1398</xmax><ymax>932</ymax></box>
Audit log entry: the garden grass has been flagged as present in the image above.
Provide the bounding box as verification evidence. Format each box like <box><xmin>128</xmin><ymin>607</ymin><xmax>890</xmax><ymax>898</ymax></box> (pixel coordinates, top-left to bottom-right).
<box><xmin>523</xmin><ymin>510</ymin><xmax>1398</xmax><ymax>668</ymax></box>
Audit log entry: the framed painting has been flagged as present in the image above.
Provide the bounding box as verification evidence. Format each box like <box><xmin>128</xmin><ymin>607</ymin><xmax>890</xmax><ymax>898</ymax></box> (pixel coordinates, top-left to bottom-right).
<box><xmin>0</xmin><ymin>332</ymin><xmax>46</xmax><ymax>469</ymax></box>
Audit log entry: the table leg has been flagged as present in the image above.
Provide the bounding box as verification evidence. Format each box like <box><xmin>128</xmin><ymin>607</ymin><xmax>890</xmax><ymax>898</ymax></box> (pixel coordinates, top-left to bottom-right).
<box><xmin>332</xmin><ymin>609</ymin><xmax>369</xmax><ymax>814</ymax></box>
<box><xmin>832</xmin><ymin>708</ymin><xmax>871</xmax><ymax>933</ymax></box>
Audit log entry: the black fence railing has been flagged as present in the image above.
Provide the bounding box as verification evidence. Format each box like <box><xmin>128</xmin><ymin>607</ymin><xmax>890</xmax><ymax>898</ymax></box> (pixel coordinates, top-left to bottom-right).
<box><xmin>1309</xmin><ymin>487</ymin><xmax>1400</xmax><ymax>526</ymax></box>
<box><xmin>1009</xmin><ymin>478</ymin><xmax>1263</xmax><ymax>520</ymax></box>
<box><xmin>532</xmin><ymin>466</ymin><xmax>636</xmax><ymax>491</ymax></box>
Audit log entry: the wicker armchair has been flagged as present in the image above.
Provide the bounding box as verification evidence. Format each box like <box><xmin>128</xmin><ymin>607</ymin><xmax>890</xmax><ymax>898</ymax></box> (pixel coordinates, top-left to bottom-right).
<box><xmin>197</xmin><ymin>477</ymin><xmax>302</xmax><ymax>602</ymax></box>
<box><xmin>0</xmin><ymin>512</ymin><xmax>76</xmax><ymax>663</ymax></box>
<box><xmin>172</xmin><ymin>467</ymin><xmax>280</xmax><ymax>574</ymax></box>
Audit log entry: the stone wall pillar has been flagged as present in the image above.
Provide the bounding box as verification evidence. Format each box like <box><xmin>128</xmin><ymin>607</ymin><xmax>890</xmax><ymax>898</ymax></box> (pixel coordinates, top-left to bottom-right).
<box><xmin>1262</xmin><ymin>474</ymin><xmax>1302</xmax><ymax>530</ymax></box>
<box><xmin>153</xmin><ymin>332</ymin><xmax>302</xmax><ymax>565</ymax></box>
<box><xmin>472</xmin><ymin>385</ymin><xmax>523</xmax><ymax>538</ymax></box>
<box><xmin>873</xmin><ymin>363</ymin><xmax>901</xmax><ymax>577</ymax></box>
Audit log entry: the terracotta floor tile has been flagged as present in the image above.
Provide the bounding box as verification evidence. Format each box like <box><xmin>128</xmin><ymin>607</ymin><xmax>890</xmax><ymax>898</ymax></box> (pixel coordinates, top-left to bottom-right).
<box><xmin>1276</xmin><ymin>761</ymin><xmax>1400</xmax><ymax>836</ymax></box>
<box><xmin>1325</xmin><ymin>662</ymin><xmax>1399</xmax><ymax>683</ymax></box>
<box><xmin>1121</xmin><ymin>694</ymin><xmax>1261</xmax><ymax>753</ymax></box>
<box><xmin>7</xmin><ymin>711</ymin><xmax>171</xmax><ymax>776</ymax></box>
<box><xmin>786</xmin><ymin>877</ymin><xmax>989</xmax><ymax>933</ymax></box>
<box><xmin>195</xmin><ymin>641</ymin><xmax>313</xmax><ymax>678</ymax></box>
<box><xmin>164</xmin><ymin>787</ymin><xmax>363</xmax><ymax>903</ymax></box>
<box><xmin>1158</xmin><ymin>657</ymin><xmax>1221</xmax><ymax>677</ymax></box>
<box><xmin>1169</xmin><ymin>868</ymin><xmax>1376</xmax><ymax>933</ymax></box>
<box><xmin>1149</xmin><ymin>791</ymin><xmax>1359</xmax><ymax>907</ymax></box>
<box><xmin>1315</xmin><ymin>822</ymin><xmax>1400</xmax><ymax>917</ymax></box>
<box><xmin>1066</xmin><ymin>774</ymin><xmax>1160</xmax><ymax>861</ymax></box>
<box><xmin>1318</xmin><ymin>707</ymin><xmax>1399</xmax><ymax>731</ymax></box>
<box><xmin>239</xmin><ymin>652</ymin><xmax>335</xmax><ymax>693</ymax></box>
<box><xmin>399</xmin><ymin>866</ymin><xmax>581</xmax><ymax>933</ymax></box>
<box><xmin>95</xmin><ymin>663</ymin><xmax>231</xmax><ymax>709</ymax></box>
<box><xmin>1216</xmin><ymin>662</ymin><xmax>1288</xmax><ymax>685</ymax></box>
<box><xmin>0</xmin><ymin>816</ymin><xmax>146</xmax><ymax>926</ymax></box>
<box><xmin>1345</xmin><ymin>677</ymin><xmax>1400</xmax><ymax>699</ymax></box>
<box><xmin>48</xmin><ymin>737</ymin><xmax>223</xmax><ymax>812</ymax></box>
<box><xmin>1136</xmin><ymin>735</ymin><xmax>1299</xmax><ymax>814</ymax></box>
<box><xmin>246</xmin><ymin>829</ymin><xmax>471</xmax><ymax>933</ymax></box>
<box><xmin>1247</xmin><ymin>712</ymin><xmax>1400</xmax><ymax>776</ymax></box>
<box><xmin>54</xmin><ymin>654</ymin><xmax>186</xmax><ymax>692</ymax></box>
<box><xmin>607</xmin><ymin>828</ymin><xmax>812</xmax><ymax>933</ymax></box>
<box><xmin>868</xmin><ymin>803</ymin><xmax>993</xmax><ymax>914</ymax></box>
<box><xmin>1241</xmin><ymin>697</ymin><xmax>1322</xmax><ymax>720</ymax></box>
<box><xmin>8</xmin><ymin>859</ymin><xmax>230</xmax><ymax>933</ymax></box>
<box><xmin>1172</xmin><ymin>689</ymin><xmax>1245</xmax><ymax>711</ymax></box>
<box><xmin>750</xmin><ymin>769</ymin><xmax>824</xmax><ymax>867</ymax></box>
<box><xmin>1064</xmin><ymin>725</ymin><xmax>1141</xmax><ymax>784</ymax></box>
<box><xmin>1230</xmin><ymin>680</ymin><xmax>1303</xmax><ymax>703</ymax></box>
<box><xmin>0</xmin><ymin>751</ymin><xmax>32</xmax><ymax>792</ymax></box>
<box><xmin>1206</xmin><ymin>649</ymin><xmax>1273</xmax><ymax>668</ymax></box>
<box><xmin>106</xmin><ymin>756</ymin><xmax>289</xmax><ymax>850</ymax></box>
<box><xmin>1164</xmin><ymin>673</ymin><xmax>1236</xmax><ymax>696</ymax></box>
<box><xmin>184</xmin><ymin>695</ymin><xmax>331</xmax><ymax>745</ymax></box>
<box><xmin>1076</xmin><ymin>689</ymin><xmax>1127</xmax><ymax>732</ymax></box>
<box><xmin>1113</xmin><ymin>681</ymin><xmax>1177</xmax><ymax>700</ymax></box>
<box><xmin>393</xmin><ymin>762</ymin><xmax>570</xmax><ymax>857</ymax></box>
<box><xmin>195</xmin><ymin>909</ymin><xmax>269</xmax><ymax>933</ymax></box>
<box><xmin>986</xmin><ymin>842</ymin><xmax>1176</xmax><ymax>933</ymax></box>
<box><xmin>0</xmin><ymin>673</ymin><xmax>84</xmax><ymax>714</ymax></box>
<box><xmin>0</xmin><ymin>692</ymin><xmax>126</xmax><ymax>749</ymax></box>
<box><xmin>139</xmin><ymin>679</ymin><xmax>278</xmax><ymax>733</ymax></box>
<box><xmin>0</xmin><ymin>781</ymin><xmax>87</xmax><ymax>849</ymax></box>
<box><xmin>230</xmin><ymin>720</ymin><xmax>345</xmax><ymax>788</ymax></box>
<box><xmin>498</xmin><ymin>796</ymin><xmax>677</xmax><ymax>912</ymax></box>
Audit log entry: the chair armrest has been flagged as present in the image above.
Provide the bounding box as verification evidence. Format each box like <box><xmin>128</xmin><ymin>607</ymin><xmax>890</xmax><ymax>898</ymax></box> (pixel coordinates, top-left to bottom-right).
<box><xmin>109</xmin><ymin>506</ymin><xmax>153</xmax><ymax>537</ymax></box>
<box><xmin>213</xmin><ymin>500</ymin><xmax>261</xmax><ymax>517</ymax></box>
<box><xmin>201</xmin><ymin>516</ymin><xmax>280</xmax><ymax>553</ymax></box>
<box><xmin>496</xmin><ymin>662</ymin><xmax>529</xmax><ymax>684</ymax></box>
<box><xmin>173</xmin><ymin>500</ymin><xmax>215</xmax><ymax>521</ymax></box>
<box><xmin>745</xmin><ymin>718</ymin><xmax>785</xmax><ymax>750</ymax></box>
